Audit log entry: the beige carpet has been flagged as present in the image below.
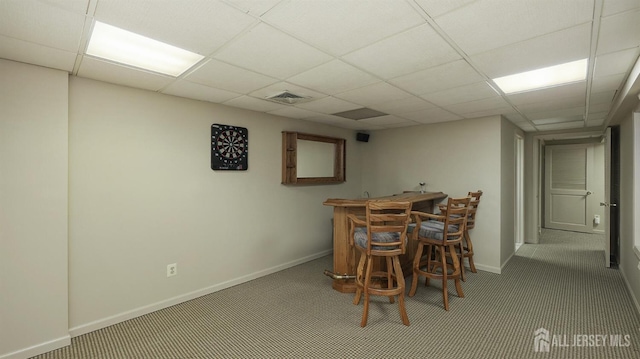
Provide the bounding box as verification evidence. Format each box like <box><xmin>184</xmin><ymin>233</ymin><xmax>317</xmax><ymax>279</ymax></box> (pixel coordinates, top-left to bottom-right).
<box><xmin>33</xmin><ymin>229</ymin><xmax>640</xmax><ymax>358</ymax></box>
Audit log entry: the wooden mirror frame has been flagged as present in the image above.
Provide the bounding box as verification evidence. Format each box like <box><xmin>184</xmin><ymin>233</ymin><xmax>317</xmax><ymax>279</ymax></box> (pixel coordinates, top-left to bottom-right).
<box><xmin>282</xmin><ymin>131</ymin><xmax>346</xmax><ymax>185</ymax></box>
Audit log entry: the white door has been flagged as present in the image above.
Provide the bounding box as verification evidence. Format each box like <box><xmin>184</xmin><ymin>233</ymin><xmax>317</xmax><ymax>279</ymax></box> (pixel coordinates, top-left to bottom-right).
<box><xmin>544</xmin><ymin>144</ymin><xmax>593</xmax><ymax>233</ymax></box>
<box><xmin>602</xmin><ymin>128</ymin><xmax>611</xmax><ymax>267</ymax></box>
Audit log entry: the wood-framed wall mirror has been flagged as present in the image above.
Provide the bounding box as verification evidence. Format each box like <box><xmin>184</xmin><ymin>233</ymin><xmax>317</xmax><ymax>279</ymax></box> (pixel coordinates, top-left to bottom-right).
<box><xmin>282</xmin><ymin>131</ymin><xmax>346</xmax><ymax>185</ymax></box>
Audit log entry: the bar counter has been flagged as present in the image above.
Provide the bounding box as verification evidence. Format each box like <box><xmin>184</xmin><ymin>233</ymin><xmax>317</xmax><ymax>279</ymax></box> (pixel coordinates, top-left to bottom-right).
<box><xmin>323</xmin><ymin>191</ymin><xmax>448</xmax><ymax>293</ymax></box>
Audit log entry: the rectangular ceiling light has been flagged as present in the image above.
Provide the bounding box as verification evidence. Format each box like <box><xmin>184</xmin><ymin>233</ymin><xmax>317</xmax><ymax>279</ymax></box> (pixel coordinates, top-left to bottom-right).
<box><xmin>492</xmin><ymin>58</ymin><xmax>588</xmax><ymax>94</ymax></box>
<box><xmin>86</xmin><ymin>21</ymin><xmax>204</xmax><ymax>77</ymax></box>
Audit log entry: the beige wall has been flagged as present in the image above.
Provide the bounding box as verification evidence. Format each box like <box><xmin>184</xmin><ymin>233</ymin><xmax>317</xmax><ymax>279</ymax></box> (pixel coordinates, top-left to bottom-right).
<box><xmin>360</xmin><ymin>116</ymin><xmax>504</xmax><ymax>272</ymax></box>
<box><xmin>0</xmin><ymin>60</ymin><xmax>70</xmax><ymax>358</ymax></box>
<box><xmin>67</xmin><ymin>77</ymin><xmax>363</xmax><ymax>334</ymax></box>
<box><xmin>619</xmin><ymin>112</ymin><xmax>640</xmax><ymax>314</ymax></box>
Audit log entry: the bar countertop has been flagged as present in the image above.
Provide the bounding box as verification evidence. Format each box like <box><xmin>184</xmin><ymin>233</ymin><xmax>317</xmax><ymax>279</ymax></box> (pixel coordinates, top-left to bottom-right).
<box><xmin>323</xmin><ymin>191</ymin><xmax>447</xmax><ymax>207</ymax></box>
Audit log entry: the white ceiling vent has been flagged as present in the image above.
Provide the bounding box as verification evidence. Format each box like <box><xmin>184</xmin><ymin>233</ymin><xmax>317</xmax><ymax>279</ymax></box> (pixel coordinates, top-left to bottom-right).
<box><xmin>265</xmin><ymin>90</ymin><xmax>312</xmax><ymax>105</ymax></box>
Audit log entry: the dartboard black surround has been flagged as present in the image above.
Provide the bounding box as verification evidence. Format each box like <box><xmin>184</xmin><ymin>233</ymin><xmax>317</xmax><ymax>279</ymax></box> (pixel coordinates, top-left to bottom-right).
<box><xmin>211</xmin><ymin>124</ymin><xmax>248</xmax><ymax>171</ymax></box>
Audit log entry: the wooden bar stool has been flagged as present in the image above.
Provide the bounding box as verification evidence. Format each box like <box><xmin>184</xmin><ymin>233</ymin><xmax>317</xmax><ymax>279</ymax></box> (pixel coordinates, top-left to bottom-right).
<box><xmin>348</xmin><ymin>200</ymin><xmax>412</xmax><ymax>327</ymax></box>
<box><xmin>462</xmin><ymin>190</ymin><xmax>483</xmax><ymax>274</ymax></box>
<box><xmin>409</xmin><ymin>197</ymin><xmax>471</xmax><ymax>311</ymax></box>
<box><xmin>438</xmin><ymin>190</ymin><xmax>483</xmax><ymax>281</ymax></box>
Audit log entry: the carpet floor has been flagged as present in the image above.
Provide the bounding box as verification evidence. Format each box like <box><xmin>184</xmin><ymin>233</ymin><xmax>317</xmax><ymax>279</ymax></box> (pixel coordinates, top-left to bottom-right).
<box><xmin>32</xmin><ymin>229</ymin><xmax>640</xmax><ymax>358</ymax></box>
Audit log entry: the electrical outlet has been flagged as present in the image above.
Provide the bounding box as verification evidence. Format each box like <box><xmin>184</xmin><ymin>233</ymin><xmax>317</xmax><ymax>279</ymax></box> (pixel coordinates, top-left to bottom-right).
<box><xmin>167</xmin><ymin>263</ymin><xmax>177</xmax><ymax>277</ymax></box>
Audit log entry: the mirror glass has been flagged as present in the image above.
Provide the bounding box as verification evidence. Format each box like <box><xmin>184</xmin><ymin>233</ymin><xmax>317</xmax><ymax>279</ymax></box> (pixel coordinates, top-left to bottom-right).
<box><xmin>297</xmin><ymin>139</ymin><xmax>335</xmax><ymax>178</ymax></box>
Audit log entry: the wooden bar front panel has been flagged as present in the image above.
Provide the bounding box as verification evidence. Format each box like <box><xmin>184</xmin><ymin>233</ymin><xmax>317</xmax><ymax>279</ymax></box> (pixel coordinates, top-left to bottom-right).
<box><xmin>324</xmin><ymin>192</ymin><xmax>447</xmax><ymax>293</ymax></box>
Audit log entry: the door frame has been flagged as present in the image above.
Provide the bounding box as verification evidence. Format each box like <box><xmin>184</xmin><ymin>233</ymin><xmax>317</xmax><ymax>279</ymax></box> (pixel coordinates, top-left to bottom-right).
<box><xmin>529</xmin><ymin>130</ymin><xmax>602</xmax><ymax>244</ymax></box>
<box><xmin>515</xmin><ymin>134</ymin><xmax>525</xmax><ymax>251</ymax></box>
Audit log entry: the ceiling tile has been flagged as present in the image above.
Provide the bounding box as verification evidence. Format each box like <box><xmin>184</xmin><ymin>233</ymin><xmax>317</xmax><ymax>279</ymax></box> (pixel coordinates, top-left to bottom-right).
<box><xmin>596</xmin><ymin>9</ymin><xmax>640</xmax><ymax>55</ymax></box>
<box><xmin>77</xmin><ymin>57</ymin><xmax>174</xmax><ymax>91</ymax></box>
<box><xmin>471</xmin><ymin>23</ymin><xmax>591</xmax><ymax>79</ymax></box>
<box><xmin>532</xmin><ymin>115</ymin><xmax>583</xmax><ymax>125</ymax></box>
<box><xmin>504</xmin><ymin>113</ymin><xmax>528</xmax><ymax>123</ymax></box>
<box><xmin>369</xmin><ymin>96</ymin><xmax>436</xmax><ymax>115</ymax></box>
<box><xmin>507</xmin><ymin>82</ymin><xmax>587</xmax><ymax>106</ymax></box>
<box><xmin>0</xmin><ymin>0</ymin><xmax>85</xmax><ymax>52</ymax></box>
<box><xmin>342</xmin><ymin>23</ymin><xmax>460</xmax><ymax>79</ymax></box>
<box><xmin>381</xmin><ymin>121</ymin><xmax>421</xmax><ymax>129</ymax></box>
<box><xmin>1</xmin><ymin>0</ymin><xmax>636</xmax><ymax>132</ymax></box>
<box><xmin>591</xmin><ymin>73</ymin><xmax>626</xmax><ymax>93</ymax></box>
<box><xmin>399</xmin><ymin>107</ymin><xmax>462</xmax><ymax>124</ymax></box>
<box><xmin>223</xmin><ymin>95</ymin><xmax>286</xmax><ymax>112</ymax></box>
<box><xmin>287</xmin><ymin>60</ymin><xmax>379</xmax><ymax>95</ymax></box>
<box><xmin>94</xmin><ymin>0</ymin><xmax>256</xmax><ymax>55</ymax></box>
<box><xmin>294</xmin><ymin>96</ymin><xmax>361</xmax><ymax>114</ymax></box>
<box><xmin>421</xmin><ymin>81</ymin><xmax>499</xmax><ymax>107</ymax></box>
<box><xmin>38</xmin><ymin>0</ymin><xmax>90</xmax><ymax>14</ymax></box>
<box><xmin>261</xmin><ymin>0</ymin><xmax>425</xmax><ymax>56</ymax></box>
<box><xmin>332</xmin><ymin>119</ymin><xmax>384</xmax><ymax>131</ymax></box>
<box><xmin>586</xmin><ymin>119</ymin><xmax>605</xmax><ymax>127</ymax></box>
<box><xmin>267</xmin><ymin>106</ymin><xmax>320</xmax><ymax>119</ymax></box>
<box><xmin>526</xmin><ymin>106</ymin><xmax>585</xmax><ymax>121</ymax></box>
<box><xmin>334</xmin><ymin>82</ymin><xmax>412</xmax><ymax>107</ymax></box>
<box><xmin>358</xmin><ymin>115</ymin><xmax>413</xmax><ymax>126</ymax></box>
<box><xmin>213</xmin><ymin>23</ymin><xmax>332</xmax><ymax>79</ymax></box>
<box><xmin>536</xmin><ymin>121</ymin><xmax>585</xmax><ymax>131</ymax></box>
<box><xmin>434</xmin><ymin>0</ymin><xmax>593</xmax><ymax>55</ymax></box>
<box><xmin>517</xmin><ymin>122</ymin><xmax>537</xmax><ymax>132</ymax></box>
<box><xmin>589</xmin><ymin>90</ymin><xmax>616</xmax><ymax>106</ymax></box>
<box><xmin>587</xmin><ymin>111</ymin><xmax>608</xmax><ymax>122</ymax></box>
<box><xmin>414</xmin><ymin>0</ymin><xmax>476</xmax><ymax>18</ymax></box>
<box><xmin>0</xmin><ymin>35</ymin><xmax>77</xmax><ymax>72</ymax></box>
<box><xmin>444</xmin><ymin>96</ymin><xmax>511</xmax><ymax>116</ymax></box>
<box><xmin>305</xmin><ymin>114</ymin><xmax>385</xmax><ymax>131</ymax></box>
<box><xmin>162</xmin><ymin>80</ymin><xmax>241</xmax><ymax>104</ymax></box>
<box><xmin>461</xmin><ymin>106</ymin><xmax>516</xmax><ymax>120</ymax></box>
<box><xmin>390</xmin><ymin>59</ymin><xmax>485</xmax><ymax>95</ymax></box>
<box><xmin>184</xmin><ymin>59</ymin><xmax>278</xmax><ymax>94</ymax></box>
<box><xmin>224</xmin><ymin>0</ymin><xmax>282</xmax><ymax>17</ymax></box>
<box><xmin>602</xmin><ymin>0</ymin><xmax>640</xmax><ymax>17</ymax></box>
<box><xmin>593</xmin><ymin>47</ymin><xmax>640</xmax><ymax>78</ymax></box>
<box><xmin>521</xmin><ymin>103</ymin><xmax>585</xmax><ymax>118</ymax></box>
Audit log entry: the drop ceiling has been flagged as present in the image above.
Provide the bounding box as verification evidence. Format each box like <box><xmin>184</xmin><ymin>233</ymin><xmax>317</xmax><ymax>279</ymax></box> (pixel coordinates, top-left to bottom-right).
<box><xmin>1</xmin><ymin>0</ymin><xmax>639</xmax><ymax>132</ymax></box>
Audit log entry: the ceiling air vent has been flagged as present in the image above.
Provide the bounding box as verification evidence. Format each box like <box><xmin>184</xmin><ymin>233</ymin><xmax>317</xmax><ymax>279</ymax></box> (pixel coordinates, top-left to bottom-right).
<box><xmin>265</xmin><ymin>90</ymin><xmax>312</xmax><ymax>105</ymax></box>
<box><xmin>332</xmin><ymin>107</ymin><xmax>388</xmax><ymax>120</ymax></box>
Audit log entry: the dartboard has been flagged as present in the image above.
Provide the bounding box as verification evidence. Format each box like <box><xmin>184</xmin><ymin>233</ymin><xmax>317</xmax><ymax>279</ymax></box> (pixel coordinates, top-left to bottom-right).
<box><xmin>211</xmin><ymin>124</ymin><xmax>248</xmax><ymax>170</ymax></box>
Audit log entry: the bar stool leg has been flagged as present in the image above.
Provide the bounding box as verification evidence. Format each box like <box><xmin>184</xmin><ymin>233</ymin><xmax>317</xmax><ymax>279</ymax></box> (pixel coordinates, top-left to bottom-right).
<box><xmin>392</xmin><ymin>256</ymin><xmax>410</xmax><ymax>326</ymax></box>
<box><xmin>360</xmin><ymin>257</ymin><xmax>373</xmax><ymax>327</ymax></box>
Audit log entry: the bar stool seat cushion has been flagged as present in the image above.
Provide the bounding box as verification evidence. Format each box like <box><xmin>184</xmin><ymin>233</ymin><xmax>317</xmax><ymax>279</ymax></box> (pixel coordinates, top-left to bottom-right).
<box><xmin>354</xmin><ymin>227</ymin><xmax>406</xmax><ymax>250</ymax></box>
<box><xmin>408</xmin><ymin>221</ymin><xmax>459</xmax><ymax>241</ymax></box>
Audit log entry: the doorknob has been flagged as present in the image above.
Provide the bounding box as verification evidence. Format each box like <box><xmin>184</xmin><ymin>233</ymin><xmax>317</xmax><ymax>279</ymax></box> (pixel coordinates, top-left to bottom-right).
<box><xmin>600</xmin><ymin>202</ymin><xmax>608</xmax><ymax>207</ymax></box>
<box><xmin>610</xmin><ymin>203</ymin><xmax>617</xmax><ymax>207</ymax></box>
<box><xmin>586</xmin><ymin>191</ymin><xmax>593</xmax><ymax>195</ymax></box>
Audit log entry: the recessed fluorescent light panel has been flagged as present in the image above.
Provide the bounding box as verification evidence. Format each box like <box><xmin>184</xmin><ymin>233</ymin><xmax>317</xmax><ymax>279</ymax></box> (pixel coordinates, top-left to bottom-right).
<box><xmin>86</xmin><ymin>21</ymin><xmax>204</xmax><ymax>77</ymax></box>
<box><xmin>492</xmin><ymin>59</ymin><xmax>588</xmax><ymax>94</ymax></box>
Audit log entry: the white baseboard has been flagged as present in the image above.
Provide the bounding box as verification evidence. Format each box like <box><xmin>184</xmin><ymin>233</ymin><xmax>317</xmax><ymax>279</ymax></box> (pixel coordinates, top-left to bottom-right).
<box><xmin>465</xmin><ymin>251</ymin><xmax>512</xmax><ymax>275</ymax></box>
<box><xmin>500</xmin><ymin>250</ymin><xmax>515</xmax><ymax>272</ymax></box>
<box><xmin>69</xmin><ymin>249</ymin><xmax>332</xmax><ymax>338</ymax></box>
<box><xmin>0</xmin><ymin>335</ymin><xmax>70</xmax><ymax>359</ymax></box>
<box><xmin>473</xmin><ymin>263</ymin><xmax>502</xmax><ymax>274</ymax></box>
